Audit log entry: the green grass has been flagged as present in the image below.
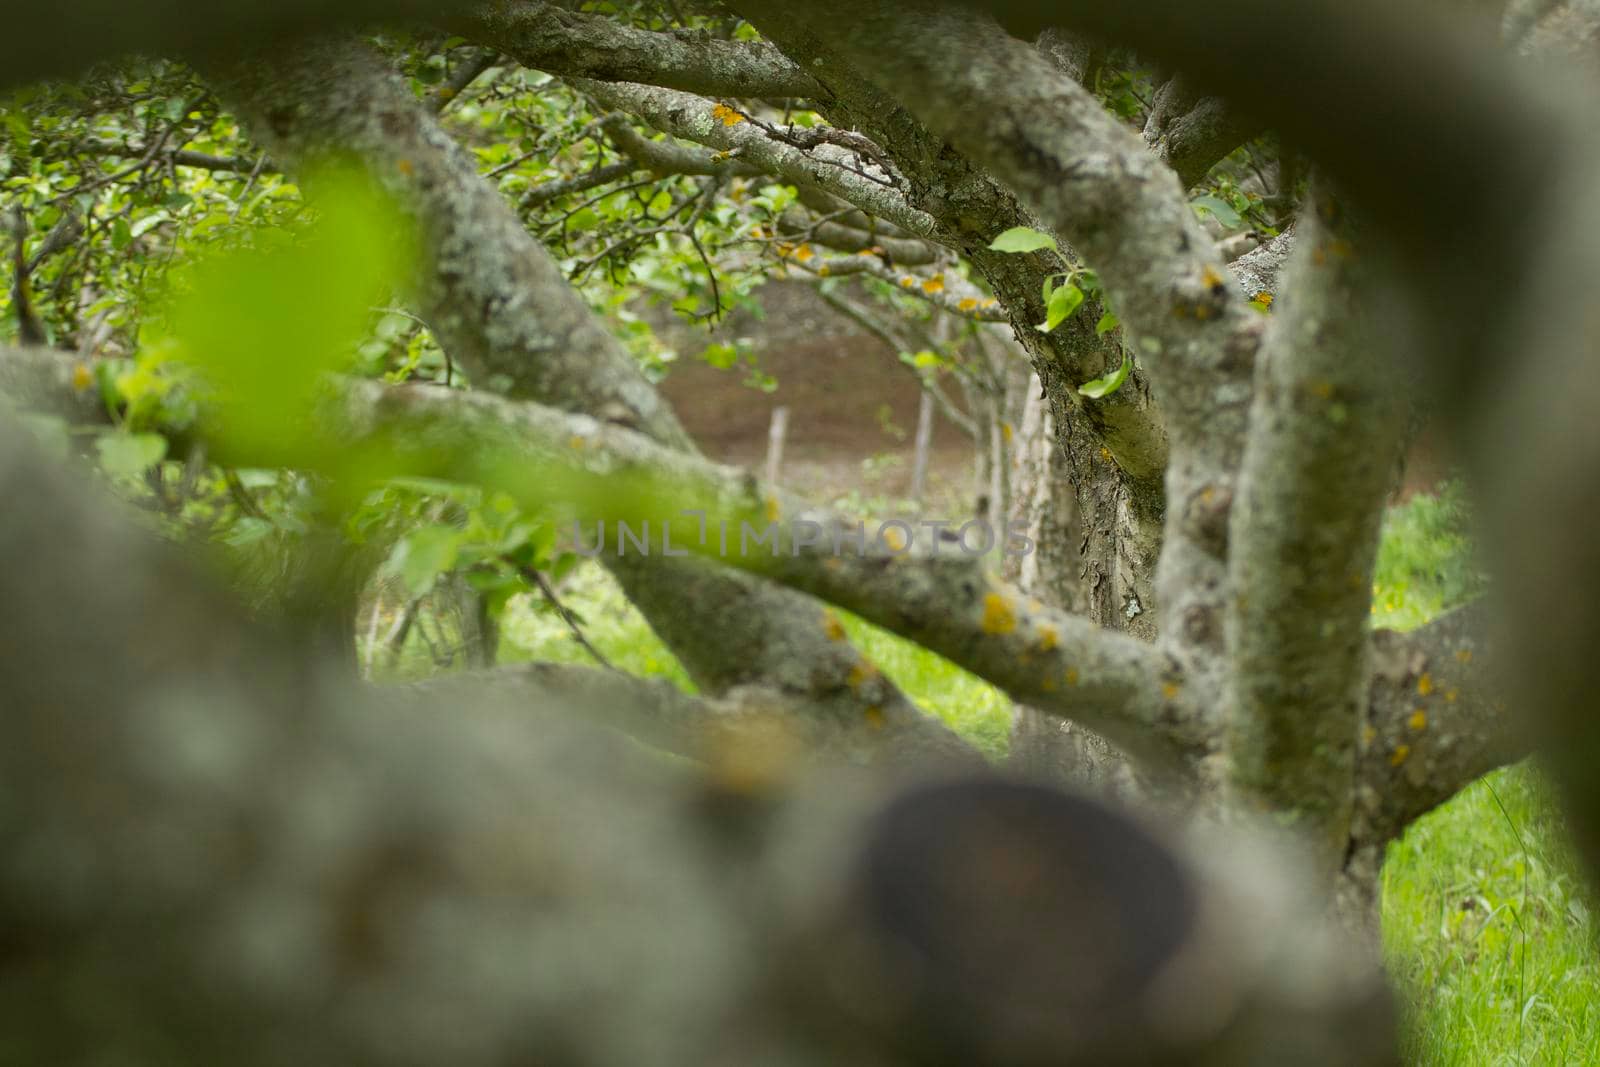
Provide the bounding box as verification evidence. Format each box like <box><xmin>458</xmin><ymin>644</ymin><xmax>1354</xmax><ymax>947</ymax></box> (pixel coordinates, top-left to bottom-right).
<box><xmin>1374</xmin><ymin>483</ymin><xmax>1598</xmax><ymax>1065</ymax></box>
<box><xmin>1384</xmin><ymin>766</ymin><xmax>1600</xmax><ymax>1065</ymax></box>
<box><xmin>398</xmin><ymin>479</ymin><xmax>1599</xmax><ymax>1064</ymax></box>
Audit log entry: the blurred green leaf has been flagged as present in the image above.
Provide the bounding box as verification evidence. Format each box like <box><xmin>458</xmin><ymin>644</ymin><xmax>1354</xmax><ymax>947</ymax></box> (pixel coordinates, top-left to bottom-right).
<box><xmin>95</xmin><ymin>432</ymin><xmax>168</xmax><ymax>478</ymax></box>
<box><xmin>1037</xmin><ymin>282</ymin><xmax>1083</xmax><ymax>333</ymax></box>
<box><xmin>385</xmin><ymin>524</ymin><xmax>465</xmax><ymax>597</ymax></box>
<box><xmin>1078</xmin><ymin>352</ymin><xmax>1132</xmax><ymax>399</ymax></box>
<box><xmin>988</xmin><ymin>226</ymin><xmax>1056</xmax><ymax>254</ymax></box>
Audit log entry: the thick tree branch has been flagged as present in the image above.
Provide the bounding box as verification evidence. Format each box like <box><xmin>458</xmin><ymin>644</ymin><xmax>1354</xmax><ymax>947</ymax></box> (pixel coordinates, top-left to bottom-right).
<box><xmin>410</xmin><ymin>661</ymin><xmax>976</xmax><ymax>766</ymax></box>
<box><xmin>573</xmin><ymin>79</ymin><xmax>938</xmax><ymax>239</ymax></box>
<box><xmin>1228</xmin><ymin>229</ymin><xmax>1293</xmax><ymax>301</ymax></box>
<box><xmin>1142</xmin><ymin>76</ymin><xmax>1261</xmax><ymax>191</ymax></box>
<box><xmin>1355</xmin><ymin>602</ymin><xmax>1525</xmax><ymax>843</ymax></box>
<box><xmin>458</xmin><ymin>0</ymin><xmax>824</xmax><ymax>99</ymax></box>
<box><xmin>5</xmin><ymin>344</ymin><xmax>1191</xmax><ymax>768</ymax></box>
<box><xmin>1222</xmin><ymin>193</ymin><xmax>1407</xmax><ymax>865</ymax></box>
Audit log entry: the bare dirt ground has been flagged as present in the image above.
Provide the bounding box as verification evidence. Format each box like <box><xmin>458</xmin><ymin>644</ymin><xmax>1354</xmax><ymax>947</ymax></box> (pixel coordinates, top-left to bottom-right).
<box><xmin>654</xmin><ymin>281</ymin><xmax>978</xmax><ymax>511</ymax></box>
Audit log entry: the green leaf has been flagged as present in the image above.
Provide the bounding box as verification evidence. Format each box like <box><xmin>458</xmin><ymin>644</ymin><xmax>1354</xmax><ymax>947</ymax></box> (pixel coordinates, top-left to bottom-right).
<box><xmin>1078</xmin><ymin>353</ymin><xmax>1133</xmax><ymax>399</ymax></box>
<box><xmin>1192</xmin><ymin>194</ymin><xmax>1243</xmax><ymax>230</ymax></box>
<box><xmin>1036</xmin><ymin>282</ymin><xmax>1084</xmax><ymax>332</ymax></box>
<box><xmin>1095</xmin><ymin>311</ymin><xmax>1120</xmax><ymax>336</ymax></box>
<box><xmin>160</xmin><ymin>162</ymin><xmax>416</xmax><ymax>469</ymax></box>
<box><xmin>95</xmin><ymin>432</ymin><xmax>168</xmax><ymax>478</ymax></box>
<box><xmin>385</xmin><ymin>524</ymin><xmax>464</xmax><ymax>597</ymax></box>
<box><xmin>988</xmin><ymin>226</ymin><xmax>1057</xmax><ymax>254</ymax></box>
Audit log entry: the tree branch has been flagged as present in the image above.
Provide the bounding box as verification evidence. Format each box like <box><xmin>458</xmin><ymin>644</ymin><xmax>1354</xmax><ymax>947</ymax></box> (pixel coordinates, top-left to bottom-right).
<box><xmin>458</xmin><ymin>0</ymin><xmax>825</xmax><ymax>99</ymax></box>
<box><xmin>1355</xmin><ymin>601</ymin><xmax>1525</xmax><ymax>843</ymax></box>
<box><xmin>1142</xmin><ymin>75</ymin><xmax>1261</xmax><ymax>191</ymax></box>
<box><xmin>573</xmin><ymin>79</ymin><xmax>938</xmax><ymax>239</ymax></box>
<box><xmin>5</xmin><ymin>343</ymin><xmax>1191</xmax><ymax>768</ymax></box>
<box><xmin>1222</xmin><ymin>192</ymin><xmax>1408</xmax><ymax>865</ymax></box>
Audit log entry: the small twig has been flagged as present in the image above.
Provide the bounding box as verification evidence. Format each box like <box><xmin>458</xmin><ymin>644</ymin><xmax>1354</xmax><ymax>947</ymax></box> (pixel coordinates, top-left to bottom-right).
<box><xmin>518</xmin><ymin>563</ymin><xmax>614</xmax><ymax>671</ymax></box>
<box><xmin>222</xmin><ymin>468</ymin><xmax>268</xmax><ymax>521</ymax></box>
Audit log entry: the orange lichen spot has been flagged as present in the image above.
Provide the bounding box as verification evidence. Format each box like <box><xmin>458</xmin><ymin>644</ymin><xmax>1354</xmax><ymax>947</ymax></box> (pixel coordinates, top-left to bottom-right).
<box><xmin>1201</xmin><ymin>264</ymin><xmax>1225</xmax><ymax>289</ymax></box>
<box><xmin>764</xmin><ymin>496</ymin><xmax>781</xmax><ymax>523</ymax></box>
<box><xmin>817</xmin><ymin>265</ymin><xmax>831</xmax><ymax>277</ymax></box>
<box><xmin>1408</xmin><ymin>710</ymin><xmax>1428</xmax><ymax>732</ymax></box>
<box><xmin>848</xmin><ymin>661</ymin><xmax>878</xmax><ymax>690</ymax></box>
<box><xmin>1194</xmin><ymin>304</ymin><xmax>1214</xmax><ymax>321</ymax></box>
<box><xmin>958</xmin><ymin>298</ymin><xmax>979</xmax><ymax>312</ymax></box>
<box><xmin>70</xmin><ymin>362</ymin><xmax>93</xmax><ymax>393</ymax></box>
<box><xmin>1390</xmin><ymin>744</ymin><xmax>1411</xmax><ymax>767</ymax></box>
<box><xmin>1455</xmin><ymin>648</ymin><xmax>1474</xmax><ymax>665</ymax></box>
<box><xmin>1098</xmin><ymin>447</ymin><xmax>1112</xmax><ymax>462</ymax></box>
<box><xmin>1065</xmin><ymin>667</ymin><xmax>1080</xmax><ymax>687</ymax></box>
<box><xmin>711</xmin><ymin>103</ymin><xmax>746</xmax><ymax>126</ymax></box>
<box><xmin>822</xmin><ymin>610</ymin><xmax>846</xmax><ymax>642</ymax></box>
<box><xmin>749</xmin><ymin>225</ymin><xmax>767</xmax><ymax>238</ymax></box>
<box><xmin>1252</xmin><ymin>290</ymin><xmax>1274</xmax><ymax>307</ymax></box>
<box><xmin>795</xmin><ymin>244</ymin><xmax>815</xmax><ymax>262</ymax></box>
<box><xmin>1037</xmin><ymin>625</ymin><xmax>1058</xmax><ymax>653</ymax></box>
<box><xmin>1001</xmin><ymin>422</ymin><xmax>1013</xmax><ymax>443</ymax></box>
<box><xmin>981</xmin><ymin>592</ymin><xmax>1018</xmax><ymax>635</ymax></box>
<box><xmin>1417</xmin><ymin>672</ymin><xmax>1435</xmax><ymax>697</ymax></box>
<box><xmin>397</xmin><ymin>158</ymin><xmax>415</xmax><ymax>176</ymax></box>
<box><xmin>922</xmin><ymin>275</ymin><xmax>945</xmax><ymax>294</ymax></box>
<box><xmin>981</xmin><ymin>298</ymin><xmax>998</xmax><ymax>308</ymax></box>
<box><xmin>437</xmin><ymin>88</ymin><xmax>456</xmax><ymax>102</ymax></box>
<box><xmin>1161</xmin><ymin>681</ymin><xmax>1180</xmax><ymax>701</ymax></box>
<box><xmin>900</xmin><ymin>276</ymin><xmax>917</xmax><ymax>289</ymax></box>
<box><xmin>1445</xmin><ymin>688</ymin><xmax>1459</xmax><ymax>704</ymax></box>
<box><xmin>882</xmin><ymin>525</ymin><xmax>907</xmax><ymax>552</ymax></box>
<box><xmin>864</xmin><ymin>706</ymin><xmax>886</xmax><ymax>731</ymax></box>
<box><xmin>776</xmin><ymin>241</ymin><xmax>796</xmax><ymax>256</ymax></box>
<box><xmin>1311</xmin><ymin>380</ymin><xmax>1335</xmax><ymax>400</ymax></box>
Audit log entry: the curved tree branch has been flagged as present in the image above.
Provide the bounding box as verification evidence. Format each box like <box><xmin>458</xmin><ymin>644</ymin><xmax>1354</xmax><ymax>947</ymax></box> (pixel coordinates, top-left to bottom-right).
<box><xmin>1355</xmin><ymin>601</ymin><xmax>1525</xmax><ymax>844</ymax></box>
<box><xmin>458</xmin><ymin>0</ymin><xmax>825</xmax><ymax>99</ymax></box>
<box><xmin>573</xmin><ymin>78</ymin><xmax>937</xmax><ymax>238</ymax></box>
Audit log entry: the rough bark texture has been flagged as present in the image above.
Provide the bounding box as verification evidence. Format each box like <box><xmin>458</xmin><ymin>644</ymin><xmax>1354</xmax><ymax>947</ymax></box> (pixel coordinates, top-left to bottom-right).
<box><xmin>462</xmin><ymin>0</ymin><xmax>823</xmax><ymax>99</ymax></box>
<box><xmin>1223</xmin><ymin>192</ymin><xmax>1407</xmax><ymax>870</ymax></box>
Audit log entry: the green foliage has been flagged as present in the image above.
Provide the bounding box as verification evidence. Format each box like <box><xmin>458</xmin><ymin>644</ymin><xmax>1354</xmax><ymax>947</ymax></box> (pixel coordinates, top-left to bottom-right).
<box><xmin>157</xmin><ymin>163</ymin><xmax>417</xmax><ymax>467</ymax></box>
<box><xmin>988</xmin><ymin>225</ymin><xmax>1057</xmax><ymax>254</ymax></box>
<box><xmin>1371</xmin><ymin>480</ymin><xmax>1486</xmax><ymax>631</ymax></box>
<box><xmin>1385</xmin><ymin>765</ymin><xmax>1600</xmax><ymax>1065</ymax></box>
<box><xmin>1037</xmin><ymin>280</ymin><xmax>1084</xmax><ymax>333</ymax></box>
<box><xmin>1078</xmin><ymin>352</ymin><xmax>1132</xmax><ymax>399</ymax></box>
<box><xmin>1190</xmin><ymin>193</ymin><xmax>1243</xmax><ymax>230</ymax></box>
